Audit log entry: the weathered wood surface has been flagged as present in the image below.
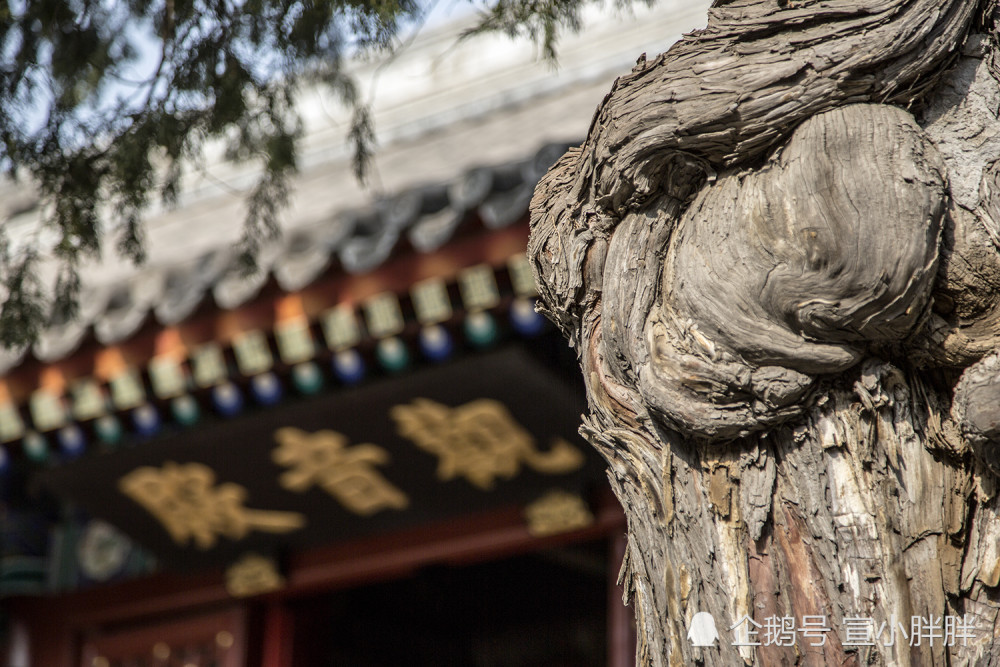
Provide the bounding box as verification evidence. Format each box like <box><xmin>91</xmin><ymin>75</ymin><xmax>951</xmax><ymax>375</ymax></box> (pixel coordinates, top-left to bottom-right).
<box><xmin>529</xmin><ymin>0</ymin><xmax>1000</xmax><ymax>664</ymax></box>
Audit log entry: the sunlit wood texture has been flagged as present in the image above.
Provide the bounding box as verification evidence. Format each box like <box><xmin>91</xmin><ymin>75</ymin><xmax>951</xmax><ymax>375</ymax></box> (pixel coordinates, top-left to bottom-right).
<box><xmin>530</xmin><ymin>0</ymin><xmax>1000</xmax><ymax>664</ymax></box>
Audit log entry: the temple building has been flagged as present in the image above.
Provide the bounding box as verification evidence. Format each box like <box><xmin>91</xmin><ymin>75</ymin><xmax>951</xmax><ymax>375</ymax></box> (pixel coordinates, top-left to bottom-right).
<box><xmin>0</xmin><ymin>3</ymin><xmax>708</xmax><ymax>665</ymax></box>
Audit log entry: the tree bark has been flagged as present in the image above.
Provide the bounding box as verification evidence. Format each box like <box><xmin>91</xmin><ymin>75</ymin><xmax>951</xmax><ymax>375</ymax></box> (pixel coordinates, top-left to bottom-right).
<box><xmin>529</xmin><ymin>1</ymin><xmax>1000</xmax><ymax>664</ymax></box>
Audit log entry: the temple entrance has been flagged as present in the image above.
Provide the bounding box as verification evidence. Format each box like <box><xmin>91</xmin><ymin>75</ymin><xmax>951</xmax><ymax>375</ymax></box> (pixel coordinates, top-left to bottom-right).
<box><xmin>290</xmin><ymin>540</ymin><xmax>611</xmax><ymax>666</ymax></box>
<box><xmin>46</xmin><ymin>505</ymin><xmax>632</xmax><ymax>667</ymax></box>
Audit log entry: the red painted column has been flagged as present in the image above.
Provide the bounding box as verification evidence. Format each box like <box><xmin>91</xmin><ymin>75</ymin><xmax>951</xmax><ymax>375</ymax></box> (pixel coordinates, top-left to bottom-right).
<box><xmin>259</xmin><ymin>601</ymin><xmax>295</xmax><ymax>667</ymax></box>
<box><xmin>608</xmin><ymin>531</ymin><xmax>636</xmax><ymax>667</ymax></box>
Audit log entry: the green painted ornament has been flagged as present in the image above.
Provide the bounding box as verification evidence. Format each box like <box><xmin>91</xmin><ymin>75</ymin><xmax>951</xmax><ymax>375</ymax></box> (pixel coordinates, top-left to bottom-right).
<box><xmin>464</xmin><ymin>311</ymin><xmax>499</xmax><ymax>348</ymax></box>
<box><xmin>94</xmin><ymin>415</ymin><xmax>123</xmax><ymax>447</ymax></box>
<box><xmin>376</xmin><ymin>337</ymin><xmax>410</xmax><ymax>373</ymax></box>
<box><xmin>22</xmin><ymin>431</ymin><xmax>49</xmax><ymax>463</ymax></box>
<box><xmin>292</xmin><ymin>362</ymin><xmax>324</xmax><ymax>395</ymax></box>
<box><xmin>171</xmin><ymin>395</ymin><xmax>201</xmax><ymax>426</ymax></box>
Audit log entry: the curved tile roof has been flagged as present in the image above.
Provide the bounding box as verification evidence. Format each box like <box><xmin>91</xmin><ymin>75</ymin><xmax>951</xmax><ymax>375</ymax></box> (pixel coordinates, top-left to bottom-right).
<box><xmin>0</xmin><ymin>141</ymin><xmax>573</xmax><ymax>376</ymax></box>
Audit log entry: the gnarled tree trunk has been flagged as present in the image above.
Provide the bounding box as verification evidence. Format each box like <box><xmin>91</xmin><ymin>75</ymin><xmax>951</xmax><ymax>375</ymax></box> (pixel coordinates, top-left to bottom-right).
<box><xmin>529</xmin><ymin>1</ymin><xmax>1000</xmax><ymax>664</ymax></box>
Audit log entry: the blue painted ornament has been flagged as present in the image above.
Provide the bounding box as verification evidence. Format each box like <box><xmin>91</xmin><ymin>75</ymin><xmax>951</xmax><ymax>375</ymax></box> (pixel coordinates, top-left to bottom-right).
<box><xmin>57</xmin><ymin>424</ymin><xmax>87</xmax><ymax>459</ymax></box>
<box><xmin>332</xmin><ymin>350</ymin><xmax>365</xmax><ymax>385</ymax></box>
<box><xmin>132</xmin><ymin>404</ymin><xmax>161</xmax><ymax>437</ymax></box>
<box><xmin>509</xmin><ymin>298</ymin><xmax>545</xmax><ymax>337</ymax></box>
<box><xmin>250</xmin><ymin>372</ymin><xmax>283</xmax><ymax>406</ymax></box>
<box><xmin>419</xmin><ymin>325</ymin><xmax>453</xmax><ymax>362</ymax></box>
<box><xmin>212</xmin><ymin>382</ymin><xmax>244</xmax><ymax>417</ymax></box>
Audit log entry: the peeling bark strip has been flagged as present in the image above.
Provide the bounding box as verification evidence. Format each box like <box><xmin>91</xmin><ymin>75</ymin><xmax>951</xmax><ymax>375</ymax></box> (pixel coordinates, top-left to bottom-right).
<box><xmin>530</xmin><ymin>0</ymin><xmax>1000</xmax><ymax>665</ymax></box>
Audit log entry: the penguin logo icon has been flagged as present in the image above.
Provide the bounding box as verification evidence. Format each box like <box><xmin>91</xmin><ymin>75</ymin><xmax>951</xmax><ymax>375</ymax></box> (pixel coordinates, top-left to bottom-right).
<box><xmin>688</xmin><ymin>611</ymin><xmax>720</xmax><ymax>646</ymax></box>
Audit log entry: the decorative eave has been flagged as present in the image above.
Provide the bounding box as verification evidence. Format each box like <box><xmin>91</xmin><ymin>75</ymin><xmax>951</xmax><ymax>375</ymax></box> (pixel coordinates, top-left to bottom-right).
<box><xmin>0</xmin><ymin>214</ymin><xmax>583</xmax><ymax>596</ymax></box>
<box><xmin>0</xmin><ymin>211</ymin><xmax>554</xmax><ymax>460</ymax></box>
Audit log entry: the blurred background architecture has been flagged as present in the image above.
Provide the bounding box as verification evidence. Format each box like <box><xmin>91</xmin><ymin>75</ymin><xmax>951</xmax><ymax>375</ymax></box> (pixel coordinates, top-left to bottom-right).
<box><xmin>0</xmin><ymin>2</ymin><xmax>709</xmax><ymax>664</ymax></box>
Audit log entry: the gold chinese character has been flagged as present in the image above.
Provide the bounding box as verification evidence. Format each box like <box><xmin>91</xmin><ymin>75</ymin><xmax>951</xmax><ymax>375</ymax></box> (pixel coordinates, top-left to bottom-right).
<box><xmin>119</xmin><ymin>462</ymin><xmax>306</xmax><ymax>549</ymax></box>
<box><xmin>391</xmin><ymin>398</ymin><xmax>585</xmax><ymax>490</ymax></box>
<box><xmin>524</xmin><ymin>490</ymin><xmax>595</xmax><ymax>537</ymax></box>
<box><xmin>272</xmin><ymin>428</ymin><xmax>409</xmax><ymax>515</ymax></box>
<box><xmin>225</xmin><ymin>553</ymin><xmax>285</xmax><ymax>598</ymax></box>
